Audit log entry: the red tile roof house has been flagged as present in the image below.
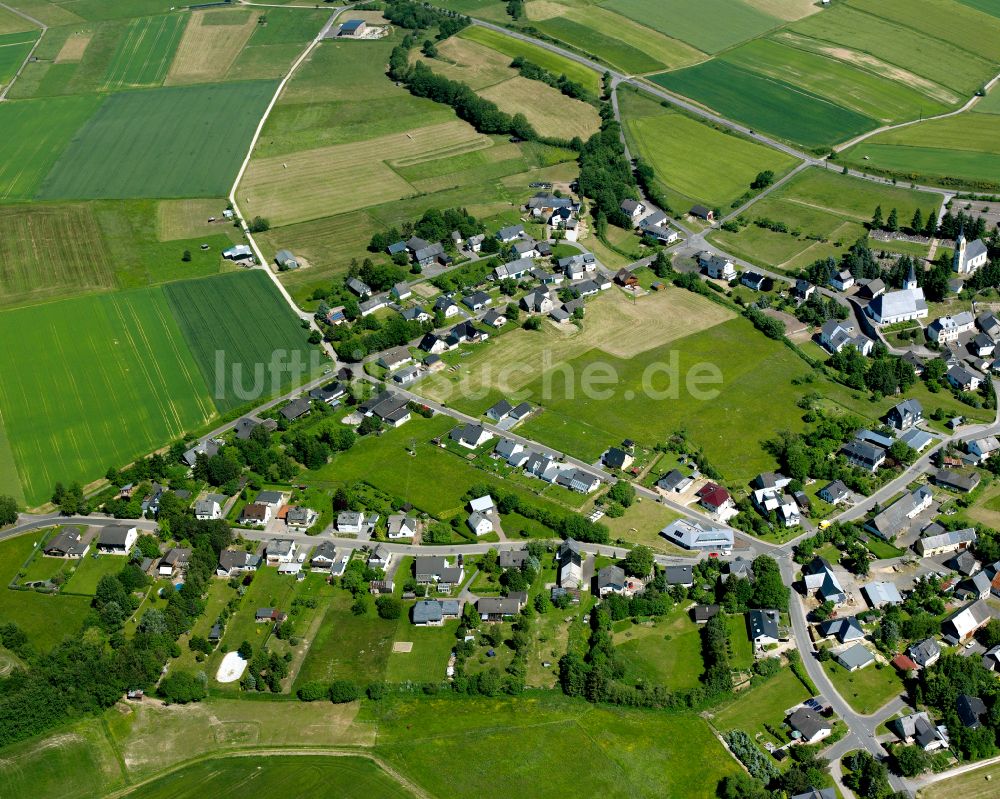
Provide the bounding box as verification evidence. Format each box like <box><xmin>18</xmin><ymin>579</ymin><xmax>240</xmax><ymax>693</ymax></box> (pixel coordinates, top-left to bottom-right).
<box><xmin>892</xmin><ymin>653</ymin><xmax>919</xmax><ymax>673</ymax></box>
<box><xmin>696</xmin><ymin>483</ymin><xmax>733</xmax><ymax>514</ymax></box>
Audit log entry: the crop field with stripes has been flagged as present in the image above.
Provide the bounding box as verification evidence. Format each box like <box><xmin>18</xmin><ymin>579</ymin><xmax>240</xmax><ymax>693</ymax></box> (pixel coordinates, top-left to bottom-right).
<box><xmin>102</xmin><ymin>13</ymin><xmax>186</xmax><ymax>90</ymax></box>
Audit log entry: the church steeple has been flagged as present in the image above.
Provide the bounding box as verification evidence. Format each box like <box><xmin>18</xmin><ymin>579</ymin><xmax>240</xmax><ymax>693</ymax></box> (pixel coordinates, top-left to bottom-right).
<box><xmin>953</xmin><ymin>222</ymin><xmax>967</xmax><ymax>273</ymax></box>
<box><xmin>904</xmin><ymin>260</ymin><xmax>917</xmax><ymax>290</ymax></box>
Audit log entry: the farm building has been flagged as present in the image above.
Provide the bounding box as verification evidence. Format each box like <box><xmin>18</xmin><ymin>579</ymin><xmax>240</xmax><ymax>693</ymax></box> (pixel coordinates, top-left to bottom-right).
<box><xmin>339</xmin><ymin>19</ymin><xmax>367</xmax><ymax>37</ymax></box>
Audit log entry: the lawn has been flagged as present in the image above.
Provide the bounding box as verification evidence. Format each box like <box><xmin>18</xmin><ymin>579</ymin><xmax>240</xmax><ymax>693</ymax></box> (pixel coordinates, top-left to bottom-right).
<box><xmin>842</xmin><ymin>112</ymin><xmax>1000</xmax><ymax>189</ymax></box>
<box><xmin>163</xmin><ymin>270</ymin><xmax>323</xmax><ymax>413</ymax></box>
<box><xmin>294</xmin><ymin>588</ymin><xmax>397</xmax><ymax>687</ymax></box>
<box><xmin>614</xmin><ymin>606</ymin><xmax>704</xmax><ymax>691</ymax></box>
<box><xmin>600</xmin><ymin>0</ymin><xmax>778</xmax><ymax>54</ymax></box>
<box><xmin>651</xmin><ymin>58</ymin><xmax>878</xmax><ymax>149</ymax></box>
<box><xmin>0</xmin><ymin>535</ymin><xmax>92</xmax><ymax>651</ymax></box>
<box><xmin>458</xmin><ymin>25</ymin><xmax>600</xmax><ymax>94</ymax></box>
<box><xmin>597</xmin><ymin>497</ymin><xmax>683</xmax><ymax>552</ymax></box>
<box><xmin>385</xmin><ymin>616</ymin><xmax>459</xmax><ymax>683</ymax></box>
<box><xmin>62</xmin><ymin>553</ymin><xmax>128</xmax><ymax>596</ymax></box>
<box><xmin>620</xmin><ymin>88</ymin><xmax>798</xmax><ymax>210</ymax></box>
<box><xmin>0</xmin><ymin>94</ymin><xmax>101</xmax><ymax>200</ymax></box>
<box><xmin>38</xmin><ymin>80</ymin><xmax>276</xmax><ymax>200</ymax></box>
<box><xmin>101</xmin><ymin>12</ymin><xmax>185</xmax><ymax>90</ymax></box>
<box><xmin>0</xmin><ymin>287</ymin><xmax>216</xmax><ymax>506</ymax></box>
<box><xmin>823</xmin><ymin>660</ymin><xmax>903</xmax><ymax>715</ymax></box>
<box><xmin>119</xmin><ymin>755</ymin><xmax>414</xmax><ymax>799</ymax></box>
<box><xmin>372</xmin><ymin>694</ymin><xmax>741</xmax><ymax>799</ymax></box>
<box><xmin>727</xmin><ymin>613</ymin><xmax>754</xmax><ymax>671</ymax></box>
<box><xmin>711</xmin><ymin>667</ymin><xmax>811</xmax><ymax>744</ymax></box>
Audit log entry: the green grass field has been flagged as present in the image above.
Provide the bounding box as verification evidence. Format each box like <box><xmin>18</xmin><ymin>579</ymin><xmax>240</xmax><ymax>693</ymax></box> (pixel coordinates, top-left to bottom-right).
<box><xmin>823</xmin><ymin>660</ymin><xmax>902</xmax><ymax>715</ymax></box>
<box><xmin>721</xmin><ymin>37</ymin><xmax>950</xmax><ymax>124</ymax></box>
<box><xmin>727</xmin><ymin>614</ymin><xmax>754</xmax><ymax>670</ymax></box>
<box><xmin>842</xmin><ymin>111</ymin><xmax>1000</xmax><ymax>188</ymax></box>
<box><xmin>122</xmin><ymin>755</ymin><xmax>414</xmax><ymax>799</ymax></box>
<box><xmin>0</xmin><ymin>94</ymin><xmax>102</xmax><ymax>200</ymax></box>
<box><xmin>385</xmin><ymin>617</ymin><xmax>460</xmax><ymax>683</ymax></box>
<box><xmin>651</xmin><ymin>58</ymin><xmax>878</xmax><ymax>149</ymax></box>
<box><xmin>711</xmin><ymin>667</ymin><xmax>811</xmax><ymax>744</ymax></box>
<box><xmin>600</xmin><ymin>0</ymin><xmax>778</xmax><ymax>54</ymax></box>
<box><xmin>163</xmin><ymin>270</ymin><xmax>322</xmax><ymax>413</ymax></box>
<box><xmin>38</xmin><ymin>80</ymin><xmax>276</xmax><ymax>199</ymax></box>
<box><xmin>101</xmin><ymin>12</ymin><xmax>185</xmax><ymax>90</ymax></box>
<box><xmin>707</xmin><ymin>166</ymin><xmax>941</xmax><ymax>270</ymax></box>
<box><xmin>0</xmin><ymin>535</ymin><xmax>92</xmax><ymax>651</ymax></box>
<box><xmin>615</xmin><ymin>606</ymin><xmax>704</xmax><ymax>691</ymax></box>
<box><xmin>61</xmin><ymin>553</ymin><xmax>128</xmax><ymax>595</ymax></box>
<box><xmin>620</xmin><ymin>88</ymin><xmax>798</xmax><ymax>210</ymax></box>
<box><xmin>373</xmin><ymin>694</ymin><xmax>740</xmax><ymax>799</ymax></box>
<box><xmin>0</xmin><ymin>287</ymin><xmax>216</xmax><ymax>505</ymax></box>
<box><xmin>0</xmin><ymin>30</ymin><xmax>38</xmax><ymax>88</ymax></box>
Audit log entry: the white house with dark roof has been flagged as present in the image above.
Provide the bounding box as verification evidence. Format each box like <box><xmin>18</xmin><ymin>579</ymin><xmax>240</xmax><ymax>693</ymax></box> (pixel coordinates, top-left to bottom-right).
<box><xmin>953</xmin><ymin>230</ymin><xmax>989</xmax><ymax>274</ymax></box>
<box><xmin>866</xmin><ymin>263</ymin><xmax>927</xmax><ymax>324</ymax></box>
<box><xmin>97</xmin><ymin>525</ymin><xmax>138</xmax><ymax>555</ymax></box>
<box><xmin>659</xmin><ymin>519</ymin><xmax>733</xmax><ymax>552</ymax></box>
<box><xmin>928</xmin><ymin>311</ymin><xmax>975</xmax><ymax>343</ymax></box>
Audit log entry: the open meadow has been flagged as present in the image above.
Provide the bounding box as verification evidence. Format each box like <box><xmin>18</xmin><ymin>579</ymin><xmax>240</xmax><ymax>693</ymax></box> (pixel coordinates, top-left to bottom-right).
<box><xmin>620</xmin><ymin>88</ymin><xmax>798</xmax><ymax>211</ymax></box>
<box><xmin>0</xmin><ymin>287</ymin><xmax>216</xmax><ymax>505</ymax></box>
<box><xmin>614</xmin><ymin>606</ymin><xmax>704</xmax><ymax>691</ymax></box>
<box><xmin>707</xmin><ymin>166</ymin><xmax>941</xmax><ymax>271</ymax></box>
<box><xmin>477</xmin><ymin>75</ymin><xmax>600</xmax><ymax>140</ymax></box>
<box><xmin>38</xmin><ymin>80</ymin><xmax>276</xmax><ymax>199</ymax></box>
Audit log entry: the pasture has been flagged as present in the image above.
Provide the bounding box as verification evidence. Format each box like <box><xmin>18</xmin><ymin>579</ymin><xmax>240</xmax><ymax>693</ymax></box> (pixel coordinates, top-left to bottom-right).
<box><xmin>0</xmin><ymin>31</ymin><xmax>38</xmax><ymax>89</ymax></box>
<box><xmin>721</xmin><ymin>38</ymin><xmax>950</xmax><ymax>124</ymax></box>
<box><xmin>478</xmin><ymin>76</ymin><xmax>600</xmax><ymax>139</ymax></box>
<box><xmin>0</xmin><ymin>1</ymin><xmax>84</xmax><ymax>27</ymax></box>
<box><xmin>123</xmin><ymin>756</ymin><xmax>414</xmax><ymax>799</ymax></box>
<box><xmin>166</xmin><ymin>8</ymin><xmax>259</xmax><ymax>85</ymax></box>
<box><xmin>428</xmin><ymin>35</ymin><xmax>515</xmax><ymax>89</ymax></box>
<box><xmin>101</xmin><ymin>13</ymin><xmax>185</xmax><ymax>90</ymax></box>
<box><xmin>224</xmin><ymin>7</ymin><xmax>330</xmax><ymax>81</ymax></box>
<box><xmin>530</xmin><ymin>4</ymin><xmax>705</xmax><ymax>74</ymax></box>
<box><xmin>651</xmin><ymin>58</ymin><xmax>877</xmax><ymax>149</ymax></box>
<box><xmin>842</xmin><ymin>112</ymin><xmax>1000</xmax><ymax>188</ymax></box>
<box><xmin>38</xmin><ymin>80</ymin><xmax>276</xmax><ymax>200</ymax></box>
<box><xmin>600</xmin><ymin>0</ymin><xmax>778</xmax><ymax>54</ymax></box>
<box><xmin>0</xmin><ymin>94</ymin><xmax>101</xmax><ymax>200</ymax></box>
<box><xmin>459</xmin><ymin>25</ymin><xmax>600</xmax><ymax>94</ymax></box>
<box><xmin>0</xmin><ymin>536</ymin><xmax>92</xmax><ymax>651</ymax></box>
<box><xmin>0</xmin><ymin>5</ymin><xmax>38</xmax><ymax>33</ymax></box>
<box><xmin>789</xmin><ymin>4</ymin><xmax>994</xmax><ymax>96</ymax></box>
<box><xmin>163</xmin><ymin>270</ymin><xmax>322</xmax><ymax>413</ymax></box>
<box><xmin>0</xmin><ymin>287</ymin><xmax>216</xmax><ymax>505</ymax></box>
<box><xmin>373</xmin><ymin>695</ymin><xmax>741</xmax><ymax>799</ymax></box>
<box><xmin>620</xmin><ymin>88</ymin><xmax>797</xmax><ymax>210</ymax></box>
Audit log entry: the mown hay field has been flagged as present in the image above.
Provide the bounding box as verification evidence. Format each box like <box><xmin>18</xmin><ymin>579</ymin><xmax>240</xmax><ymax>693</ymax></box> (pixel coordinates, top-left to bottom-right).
<box><xmin>478</xmin><ymin>75</ymin><xmax>601</xmax><ymax>139</ymax></box>
<box><xmin>166</xmin><ymin>8</ymin><xmax>259</xmax><ymax>84</ymax></box>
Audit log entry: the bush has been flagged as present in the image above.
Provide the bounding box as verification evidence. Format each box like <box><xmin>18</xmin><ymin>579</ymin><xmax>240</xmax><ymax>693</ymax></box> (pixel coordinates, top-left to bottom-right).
<box><xmin>375</xmin><ymin>595</ymin><xmax>402</xmax><ymax>620</ymax></box>
<box><xmin>297</xmin><ymin>681</ymin><xmax>328</xmax><ymax>701</ymax></box>
<box><xmin>328</xmin><ymin>680</ymin><xmax>360</xmax><ymax>703</ymax></box>
<box><xmin>159</xmin><ymin>671</ymin><xmax>207</xmax><ymax>704</ymax></box>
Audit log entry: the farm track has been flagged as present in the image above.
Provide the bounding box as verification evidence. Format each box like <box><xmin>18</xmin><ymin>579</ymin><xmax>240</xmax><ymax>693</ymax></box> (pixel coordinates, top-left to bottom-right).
<box><xmin>0</xmin><ymin>2</ymin><xmax>46</xmax><ymax>101</ymax></box>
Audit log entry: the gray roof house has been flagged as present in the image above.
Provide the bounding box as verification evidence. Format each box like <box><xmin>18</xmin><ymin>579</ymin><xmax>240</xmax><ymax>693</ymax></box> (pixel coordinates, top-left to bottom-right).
<box><xmin>886</xmin><ymin>399</ymin><xmax>922</xmax><ymax>430</ymax></box>
<box><xmin>864</xmin><ymin>486</ymin><xmax>932</xmax><ymax>540</ymax></box>
<box><xmin>597</xmin><ymin>564</ymin><xmax>626</xmax><ymax>595</ymax></box>
<box><xmin>749</xmin><ymin>608</ymin><xmax>780</xmax><ymax>645</ymax></box>
<box><xmin>837</xmin><ymin>643</ymin><xmax>875</xmax><ymax>671</ymax></box>
<box><xmin>818</xmin><ymin>616</ymin><xmax>864</xmax><ymax>644</ymax></box>
<box><xmin>907</xmin><ymin>638</ymin><xmax>941</xmax><ymax>669</ymax></box>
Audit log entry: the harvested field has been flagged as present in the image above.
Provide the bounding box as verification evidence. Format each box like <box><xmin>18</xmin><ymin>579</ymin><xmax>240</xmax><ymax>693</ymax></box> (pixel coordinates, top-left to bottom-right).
<box><xmin>167</xmin><ymin>8</ymin><xmax>259</xmax><ymax>84</ymax></box>
<box><xmin>54</xmin><ymin>31</ymin><xmax>91</xmax><ymax>61</ymax></box>
<box><xmin>155</xmin><ymin>198</ymin><xmax>232</xmax><ymax>240</ymax></box>
<box><xmin>423</xmin><ymin>36</ymin><xmax>514</xmax><ymax>89</ymax></box>
<box><xmin>478</xmin><ymin>76</ymin><xmax>600</xmax><ymax>140</ymax></box>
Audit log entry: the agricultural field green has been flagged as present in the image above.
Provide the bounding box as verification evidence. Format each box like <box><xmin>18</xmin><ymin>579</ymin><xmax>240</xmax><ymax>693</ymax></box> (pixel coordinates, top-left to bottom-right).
<box><xmin>707</xmin><ymin>166</ymin><xmax>941</xmax><ymax>271</ymax></box>
<box><xmin>841</xmin><ymin>111</ymin><xmax>1000</xmax><ymax>188</ymax></box>
<box><xmin>620</xmin><ymin>88</ymin><xmax>798</xmax><ymax>210</ymax></box>
<box><xmin>226</xmin><ymin>7</ymin><xmax>330</xmax><ymax>80</ymax></box>
<box><xmin>651</xmin><ymin>58</ymin><xmax>877</xmax><ymax>149</ymax></box>
<box><xmin>788</xmin><ymin>4</ymin><xmax>994</xmax><ymax>97</ymax></box>
<box><xmin>721</xmin><ymin>38</ymin><xmax>950</xmax><ymax>124</ymax></box>
<box><xmin>163</xmin><ymin>270</ymin><xmax>323</xmax><ymax>413</ymax></box>
<box><xmin>0</xmin><ymin>287</ymin><xmax>215</xmax><ymax>505</ymax></box>
<box><xmin>0</xmin><ymin>5</ymin><xmax>40</xmax><ymax>33</ymax></box>
<box><xmin>101</xmin><ymin>12</ymin><xmax>185</xmax><ymax>90</ymax></box>
<box><xmin>600</xmin><ymin>0</ymin><xmax>779</xmax><ymax>54</ymax></box>
<box><xmin>38</xmin><ymin>80</ymin><xmax>276</xmax><ymax>199</ymax></box>
<box><xmin>0</xmin><ymin>94</ymin><xmax>102</xmax><ymax>200</ymax></box>
<box><xmin>0</xmin><ymin>535</ymin><xmax>91</xmax><ymax>651</ymax></box>
<box><xmin>122</xmin><ymin>756</ymin><xmax>414</xmax><ymax>799</ymax></box>
<box><xmin>959</xmin><ymin>0</ymin><xmax>1000</xmax><ymax>18</ymax></box>
<box><xmin>0</xmin><ymin>30</ymin><xmax>38</xmax><ymax>88</ymax></box>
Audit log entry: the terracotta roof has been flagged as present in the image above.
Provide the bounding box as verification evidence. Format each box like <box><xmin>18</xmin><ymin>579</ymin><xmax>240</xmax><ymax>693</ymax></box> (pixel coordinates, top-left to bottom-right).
<box><xmin>697</xmin><ymin>483</ymin><xmax>731</xmax><ymax>508</ymax></box>
<box><xmin>892</xmin><ymin>654</ymin><xmax>919</xmax><ymax>672</ymax></box>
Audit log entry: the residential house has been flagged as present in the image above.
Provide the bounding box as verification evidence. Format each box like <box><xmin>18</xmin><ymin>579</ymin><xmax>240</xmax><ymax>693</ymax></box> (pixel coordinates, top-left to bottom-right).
<box><xmin>337</xmin><ymin>511</ymin><xmax>377</xmax><ymax>535</ymax></box>
<box><xmin>802</xmin><ymin>557</ymin><xmax>847</xmax><ymax>605</ymax></box>
<box><xmin>255</xmin><ymin>608</ymin><xmax>286</xmax><ymax>624</ymax></box>
<box><xmin>749</xmin><ymin>608</ymin><xmax>780</xmax><ymax>647</ymax></box>
<box><xmin>967</xmin><ymin>436</ymin><xmax>1000</xmax><ymax>463</ymax></box>
<box><xmin>495</xmin><ymin>224</ymin><xmax>525</xmax><ymax>243</ymax></box>
<box><xmin>830</xmin><ymin>269</ymin><xmax>855</xmax><ymax>291</ymax></box>
<box><xmin>412</xmin><ymin>599</ymin><xmax>462</xmax><ymax>626</ymax></box>
<box><xmin>499</xmin><ymin>550</ymin><xmax>528</xmax><ymax>570</ymax></box>
<box><xmin>841</xmin><ymin>439</ymin><xmax>886</xmax><ymax>473</ymax></box>
<box><xmin>858</xmin><ymin>279</ymin><xmax>886</xmax><ymax>300</ymax></box>
<box><xmin>391</xmin><ymin>364</ymin><xmax>421</xmax><ymax>385</ymax></box>
<box><xmin>346</xmin><ymin>277</ymin><xmax>372</xmax><ymax>298</ymax></box>
<box><xmin>359</xmin><ymin>294</ymin><xmax>389</xmax><ymax>317</ymax></box>
<box><xmin>640</xmin><ymin>221</ymin><xmax>678</xmax><ymax>244</ymax></box>
<box><xmin>791</xmin><ymin>790</ymin><xmax>836</xmax><ymax>799</ymax></box>
<box><xmin>521</xmin><ymin>288</ymin><xmax>553</xmax><ymax>314</ymax></box>
<box><xmin>280</xmin><ymin>397</ymin><xmax>311</xmax><ymax>421</ymax></box>
<box><xmin>696</xmin><ymin>482</ymin><xmax>734</xmax><ymax>515</ymax></box>
<box><xmin>462</xmin><ymin>291</ymin><xmax>492</xmax><ymax>312</ymax></box>
<box><xmin>818</xmin><ymin>480</ymin><xmax>851</xmax><ymax>505</ymax></box>
<box><xmin>450</xmin><ymin>423</ymin><xmax>493</xmax><ymax>449</ymax></box>
<box><xmin>862</xmin><ymin>581</ymin><xmax>903</xmax><ymax>607</ymax></box>
<box><xmin>620</xmin><ymin>198</ymin><xmax>646</xmax><ymax>223</ymax></box>
<box><xmin>741</xmin><ymin>271</ymin><xmax>767</xmax><ymax>291</ymax></box>
<box><xmin>614</xmin><ymin>267</ymin><xmax>638</xmax><ymax>288</ymax></box>
<box><xmin>907</xmin><ymin>638</ymin><xmax>941</xmax><ymax>669</ymax></box>
<box><xmin>886</xmin><ymin>399</ymin><xmax>923</xmax><ymax>430</ymax></box>
<box><xmin>956</xmin><ymin>694</ymin><xmax>988</xmax><ymax>729</ymax></box>
<box><xmin>477</xmin><ymin>594</ymin><xmax>525</xmax><ymax>621</ymax></box>
<box><xmin>158</xmin><ymin>547</ymin><xmax>191</xmax><ymax>577</ymax></box>
<box><xmin>378</xmin><ymin>346</ymin><xmax>413</xmax><ymax>371</ymax></box>
<box><xmin>400</xmin><ymin>306</ymin><xmax>431</xmax><ymax>324</ymax></box>
<box><xmin>309</xmin><ymin>381</ymin><xmax>346</xmax><ymax>405</ymax></box>
<box><xmin>692</xmin><ymin>604</ymin><xmax>721</xmax><ymax>623</ymax></box>
<box><xmin>794</xmin><ymin>279</ymin><xmax>816</xmax><ymax>301</ymax></box>
<box><xmin>467</xmin><ymin>511</ymin><xmax>494</xmax><ymax>536</ymax></box>
<box><xmin>557</xmin><ymin>538</ymin><xmax>584</xmax><ymax>587</ymax></box>
<box><xmin>948</xmin><ymin>549</ymin><xmax>981</xmax><ymax>576</ymax></box>
<box><xmin>482</xmin><ymin>309</ymin><xmax>507</xmax><ymax>328</ymax></box>
<box><xmin>932</xmin><ymin>466</ymin><xmax>982</xmax><ymax>494</ymax></box>
<box><xmin>602</xmin><ymin>447</ymin><xmax>634</xmax><ymax>470</ymax></box>
<box><xmin>43</xmin><ymin>528</ymin><xmax>89</xmax><ymax>558</ymax></box>
<box><xmin>367</xmin><ymin>544</ymin><xmax>390</xmax><ymax>570</ymax></box>
<box><xmin>359</xmin><ymin>391</ymin><xmax>411</xmax><ymax>428</ymax></box>
<box><xmin>414</xmin><ymin>556</ymin><xmax>464</xmax><ymax>589</ymax></box>
<box><xmin>697</xmin><ymin>251</ymin><xmax>736</xmax><ymax>280</ymax></box>
<box><xmin>983</xmin><ymin>646</ymin><xmax>1000</xmax><ymax>672</ymax></box>
<box><xmin>901</xmin><ymin>350</ymin><xmax>926</xmax><ymax>376</ymax></box>
<box><xmin>893</xmin><ymin>712</ymin><xmax>949</xmax><ymax>751</ymax></box>
<box><xmin>723</xmin><ymin>556</ymin><xmax>754</xmax><ymax>583</ymax></box>
<box><xmin>864</xmin><ymin>486</ymin><xmax>932</xmax><ymax>540</ymax></box>
<box><xmin>689</xmin><ymin>205</ymin><xmax>714</xmax><ymax>222</ymax></box>
<box><xmin>928</xmin><ymin>311</ymin><xmax>975</xmax><ymax>343</ymax></box>
<box><xmin>470</xmin><ymin>495</ymin><xmax>494</xmax><ymax>513</ymax></box>
<box><xmin>597</xmin><ymin>564</ymin><xmax>626</xmax><ymax>596</ymax></box>
<box><xmin>916</xmin><ymin>527</ymin><xmax>976</xmax><ymax>556</ymax></box>
<box><xmin>286</xmin><ymin>507</ymin><xmax>317</xmax><ymax>532</ymax></box>
<box><xmin>972</xmin><ymin>332</ymin><xmax>996</xmax><ymax>358</ymax></box>
<box><xmin>978</xmin><ymin>311</ymin><xmax>1000</xmax><ymax>338</ymax></box>
<box><xmin>195</xmin><ymin>498</ymin><xmax>222</xmax><ymax>520</ymax></box>
<box><xmin>433</xmin><ymin>296</ymin><xmax>460</xmax><ymax>318</ymax></box>
<box><xmin>656</xmin><ymin>469</ymin><xmax>692</xmax><ymax>493</ymax></box>
<box><xmin>182</xmin><ymin>439</ymin><xmax>220</xmax><ymax>468</ymax></box>
<box><xmin>659</xmin><ymin>518</ymin><xmax>734</xmax><ymax>552</ymax></box>
<box><xmin>750</xmin><ymin>471</ymin><xmax>799</xmax><ymax>527</ymax></box>
<box><xmin>216</xmin><ymin>549</ymin><xmax>260</xmax><ymax>577</ymax></box>
<box><xmin>387</xmin><ymin>514</ymin><xmax>417</xmax><ymax>540</ymax></box>
<box><xmin>97</xmin><ymin>525</ymin><xmax>138</xmax><ymax>555</ymax></box>
<box><xmin>788</xmin><ymin>707</ymin><xmax>833</xmax><ymax>744</ymax></box>
<box><xmin>310</xmin><ymin>541</ymin><xmax>338</xmax><ymax>572</ymax></box>
<box><xmin>837</xmin><ymin>643</ymin><xmax>875</xmax><ymax>671</ymax></box>
<box><xmin>664</xmin><ymin>565</ymin><xmax>694</xmax><ymax>588</ymax></box>
<box><xmin>818</xmin><ymin>616</ymin><xmax>865</xmax><ymax>644</ymax></box>
<box><xmin>555</xmin><ymin>468</ymin><xmax>601</xmax><ymax>494</ymax></box>
<box><xmin>512</xmin><ymin>239</ymin><xmax>538</xmax><ymax>259</ymax></box>
<box><xmin>947</xmin><ymin>364</ymin><xmax>984</xmax><ymax>392</ymax></box>
<box><xmin>390</xmin><ymin>282</ymin><xmax>411</xmax><ymax>301</ymax></box>
<box><xmin>486</xmin><ymin>399</ymin><xmax>513</xmax><ymax>422</ymax></box>
<box><xmin>222</xmin><ymin>244</ymin><xmax>253</xmax><ymax>261</ymax></box>
<box><xmin>265</xmin><ymin>539</ymin><xmax>296</xmax><ymax>565</ymax></box>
